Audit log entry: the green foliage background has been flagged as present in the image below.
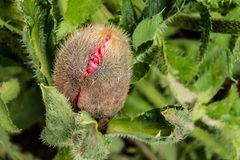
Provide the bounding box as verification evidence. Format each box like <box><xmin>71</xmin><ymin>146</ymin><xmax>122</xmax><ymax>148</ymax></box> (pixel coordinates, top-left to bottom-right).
<box><xmin>1</xmin><ymin>0</ymin><xmax>240</xmax><ymax>159</ymax></box>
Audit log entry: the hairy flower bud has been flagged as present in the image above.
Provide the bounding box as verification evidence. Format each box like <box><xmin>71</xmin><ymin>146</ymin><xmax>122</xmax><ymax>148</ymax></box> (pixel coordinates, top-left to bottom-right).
<box><xmin>53</xmin><ymin>25</ymin><xmax>132</xmax><ymax>118</ymax></box>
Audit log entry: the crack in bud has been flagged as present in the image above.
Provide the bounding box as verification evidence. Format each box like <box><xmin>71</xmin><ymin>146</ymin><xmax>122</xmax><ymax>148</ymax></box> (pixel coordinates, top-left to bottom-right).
<box><xmin>73</xmin><ymin>87</ymin><xmax>82</xmax><ymax>107</ymax></box>
<box><xmin>77</xmin><ymin>34</ymin><xmax>112</xmax><ymax>107</ymax></box>
<box><xmin>83</xmin><ymin>34</ymin><xmax>111</xmax><ymax>79</ymax></box>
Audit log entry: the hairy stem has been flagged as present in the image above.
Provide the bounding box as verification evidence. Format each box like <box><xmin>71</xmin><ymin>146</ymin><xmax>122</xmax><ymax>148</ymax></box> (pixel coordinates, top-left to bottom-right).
<box><xmin>198</xmin><ymin>3</ymin><xmax>210</xmax><ymax>59</ymax></box>
<box><xmin>168</xmin><ymin>14</ymin><xmax>240</xmax><ymax>35</ymax></box>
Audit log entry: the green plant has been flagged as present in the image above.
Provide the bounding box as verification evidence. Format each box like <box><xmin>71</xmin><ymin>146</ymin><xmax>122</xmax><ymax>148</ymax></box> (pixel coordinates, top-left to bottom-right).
<box><xmin>1</xmin><ymin>0</ymin><xmax>240</xmax><ymax>159</ymax></box>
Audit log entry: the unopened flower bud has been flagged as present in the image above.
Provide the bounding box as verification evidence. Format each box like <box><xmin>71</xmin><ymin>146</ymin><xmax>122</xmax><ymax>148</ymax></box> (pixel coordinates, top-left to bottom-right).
<box><xmin>53</xmin><ymin>25</ymin><xmax>132</xmax><ymax>118</ymax></box>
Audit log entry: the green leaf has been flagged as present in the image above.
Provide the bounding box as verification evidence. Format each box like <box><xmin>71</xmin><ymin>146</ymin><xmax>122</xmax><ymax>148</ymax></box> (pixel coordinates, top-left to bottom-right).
<box><xmin>57</xmin><ymin>0</ymin><xmax>102</xmax><ymax>40</ymax></box>
<box><xmin>9</xmin><ymin>86</ymin><xmax>44</xmax><ymax>129</ymax></box>
<box><xmin>191</xmin><ymin>127</ymin><xmax>234</xmax><ymax>159</ymax></box>
<box><xmin>0</xmin><ymin>66</ymin><xmax>23</xmax><ymax>81</ymax></box>
<box><xmin>0</xmin><ymin>79</ymin><xmax>20</xmax><ymax>104</ymax></box>
<box><xmin>136</xmin><ymin>79</ymin><xmax>170</xmax><ymax>107</ymax></box>
<box><xmin>161</xmin><ymin>107</ymin><xmax>194</xmax><ymax>140</ymax></box>
<box><xmin>193</xmin><ymin>46</ymin><xmax>232</xmax><ymax>103</ymax></box>
<box><xmin>207</xmin><ymin>84</ymin><xmax>239</xmax><ymax>119</ymax></box>
<box><xmin>0</xmin><ymin>79</ymin><xmax>21</xmax><ymax>133</ymax></box>
<box><xmin>153</xmin><ymin>37</ymin><xmax>168</xmax><ymax>74</ymax></box>
<box><xmin>40</xmin><ymin>85</ymin><xmax>109</xmax><ymax>159</ymax></box>
<box><xmin>0</xmin><ymin>129</ymin><xmax>8</xmax><ymax>157</ymax></box>
<box><xmin>45</xmin><ymin>0</ymin><xmax>58</xmax><ymax>68</ymax></box>
<box><xmin>131</xmin><ymin>62</ymin><xmax>149</xmax><ymax>83</ymax></box>
<box><xmin>108</xmin><ymin>138</ymin><xmax>124</xmax><ymax>154</ymax></box>
<box><xmin>107</xmin><ymin>108</ymin><xmax>173</xmax><ymax>143</ymax></box>
<box><xmin>135</xmin><ymin>38</ymin><xmax>168</xmax><ymax>74</ymax></box>
<box><xmin>143</xmin><ymin>0</ymin><xmax>164</xmax><ymax>17</ymax></box>
<box><xmin>54</xmin><ymin>148</ymin><xmax>73</xmax><ymax>160</ymax></box>
<box><xmin>132</xmin><ymin>14</ymin><xmax>162</xmax><ymax>49</ymax></box>
<box><xmin>16</xmin><ymin>0</ymin><xmax>53</xmax><ymax>85</ymax></box>
<box><xmin>118</xmin><ymin>89</ymin><xmax>152</xmax><ymax>118</ymax></box>
<box><xmin>0</xmin><ymin>129</ymin><xmax>38</xmax><ymax>160</ymax></box>
<box><xmin>40</xmin><ymin>85</ymin><xmax>74</xmax><ymax>146</ymax></box>
<box><xmin>72</xmin><ymin>111</ymin><xmax>109</xmax><ymax>160</ymax></box>
<box><xmin>107</xmin><ymin>106</ymin><xmax>193</xmax><ymax>144</ymax></box>
<box><xmin>131</xmin><ymin>0</ymin><xmax>146</xmax><ymax>18</ymax></box>
<box><xmin>166</xmin><ymin>44</ymin><xmax>199</xmax><ymax>82</ymax></box>
<box><xmin>120</xmin><ymin>0</ymin><xmax>136</xmax><ymax>33</ymax></box>
<box><xmin>0</xmin><ymin>0</ymin><xmax>22</xmax><ymax>23</ymax></box>
<box><xmin>166</xmin><ymin>74</ymin><xmax>197</xmax><ymax>105</ymax></box>
<box><xmin>231</xmin><ymin>95</ymin><xmax>240</xmax><ymax>116</ymax></box>
<box><xmin>90</xmin><ymin>5</ymin><xmax>113</xmax><ymax>24</ymax></box>
<box><xmin>0</xmin><ymin>17</ymin><xmax>22</xmax><ymax>35</ymax></box>
<box><xmin>0</xmin><ymin>98</ymin><xmax>21</xmax><ymax>133</ymax></box>
<box><xmin>196</xmin><ymin>0</ymin><xmax>239</xmax><ymax>8</ymax></box>
<box><xmin>232</xmin><ymin>37</ymin><xmax>240</xmax><ymax>62</ymax></box>
<box><xmin>133</xmin><ymin>14</ymin><xmax>182</xmax><ymax>76</ymax></box>
<box><xmin>226</xmin><ymin>7</ymin><xmax>240</xmax><ymax>19</ymax></box>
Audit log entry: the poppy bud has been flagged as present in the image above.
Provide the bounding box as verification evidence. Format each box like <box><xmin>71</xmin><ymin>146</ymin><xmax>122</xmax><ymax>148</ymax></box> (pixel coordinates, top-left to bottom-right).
<box><xmin>53</xmin><ymin>25</ymin><xmax>132</xmax><ymax>118</ymax></box>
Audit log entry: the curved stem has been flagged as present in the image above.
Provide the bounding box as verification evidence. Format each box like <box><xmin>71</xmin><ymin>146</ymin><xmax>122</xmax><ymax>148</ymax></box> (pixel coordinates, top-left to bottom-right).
<box><xmin>168</xmin><ymin>14</ymin><xmax>240</xmax><ymax>35</ymax></box>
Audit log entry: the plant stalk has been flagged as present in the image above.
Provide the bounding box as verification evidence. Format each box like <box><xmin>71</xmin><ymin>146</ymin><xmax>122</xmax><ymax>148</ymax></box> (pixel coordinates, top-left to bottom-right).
<box><xmin>168</xmin><ymin>14</ymin><xmax>240</xmax><ymax>35</ymax></box>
